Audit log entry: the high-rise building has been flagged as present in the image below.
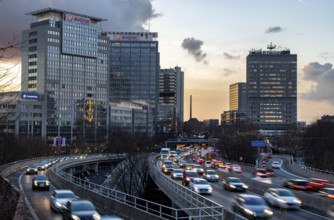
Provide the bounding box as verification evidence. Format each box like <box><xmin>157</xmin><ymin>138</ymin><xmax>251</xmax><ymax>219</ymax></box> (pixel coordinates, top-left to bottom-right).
<box><xmin>21</xmin><ymin>8</ymin><xmax>109</xmax><ymax>148</ymax></box>
<box><xmin>107</xmin><ymin>32</ymin><xmax>160</xmax><ymax>132</ymax></box>
<box><xmin>229</xmin><ymin>83</ymin><xmax>247</xmax><ymax>111</ymax></box>
<box><xmin>158</xmin><ymin>67</ymin><xmax>184</xmax><ymax>133</ymax></box>
<box><xmin>246</xmin><ymin>44</ymin><xmax>297</xmax><ymax>131</ymax></box>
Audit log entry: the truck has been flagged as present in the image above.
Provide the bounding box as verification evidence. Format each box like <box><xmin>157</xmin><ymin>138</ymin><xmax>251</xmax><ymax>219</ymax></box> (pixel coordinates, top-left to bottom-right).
<box><xmin>160</xmin><ymin>148</ymin><xmax>171</xmax><ymax>160</ymax></box>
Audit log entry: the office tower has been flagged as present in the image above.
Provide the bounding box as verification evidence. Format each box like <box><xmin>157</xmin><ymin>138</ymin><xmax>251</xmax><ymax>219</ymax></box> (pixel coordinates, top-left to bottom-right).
<box><xmin>158</xmin><ymin>67</ymin><xmax>184</xmax><ymax>133</ymax></box>
<box><xmin>229</xmin><ymin>83</ymin><xmax>247</xmax><ymax>111</ymax></box>
<box><xmin>246</xmin><ymin>44</ymin><xmax>297</xmax><ymax>131</ymax></box>
<box><xmin>21</xmin><ymin>8</ymin><xmax>109</xmax><ymax>149</ymax></box>
<box><xmin>107</xmin><ymin>32</ymin><xmax>160</xmax><ymax>133</ymax></box>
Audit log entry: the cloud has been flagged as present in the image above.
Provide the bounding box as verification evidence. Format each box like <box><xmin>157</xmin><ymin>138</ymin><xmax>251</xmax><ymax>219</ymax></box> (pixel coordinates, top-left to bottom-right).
<box><xmin>222</xmin><ymin>68</ymin><xmax>237</xmax><ymax>76</ymax></box>
<box><xmin>223</xmin><ymin>52</ymin><xmax>240</xmax><ymax>60</ymax></box>
<box><xmin>181</xmin><ymin>37</ymin><xmax>208</xmax><ymax>64</ymax></box>
<box><xmin>300</xmin><ymin>62</ymin><xmax>334</xmax><ymax>105</ymax></box>
<box><xmin>265</xmin><ymin>26</ymin><xmax>284</xmax><ymax>34</ymax></box>
<box><xmin>0</xmin><ymin>0</ymin><xmax>161</xmax><ymax>62</ymax></box>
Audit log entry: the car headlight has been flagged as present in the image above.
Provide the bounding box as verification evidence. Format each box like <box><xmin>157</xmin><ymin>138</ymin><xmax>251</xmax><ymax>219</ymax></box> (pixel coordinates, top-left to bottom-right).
<box><xmin>293</xmin><ymin>199</ymin><xmax>302</xmax><ymax>204</ymax></box>
<box><xmin>46</xmin><ymin>181</ymin><xmax>49</xmax><ymax>186</ymax></box>
<box><xmin>71</xmin><ymin>214</ymin><xmax>81</xmax><ymax>220</ymax></box>
<box><xmin>208</xmin><ymin>186</ymin><xmax>213</xmax><ymax>192</ymax></box>
<box><xmin>34</xmin><ymin>169</ymin><xmax>37</xmax><ymax>171</ymax></box>
<box><xmin>186</xmin><ymin>177</ymin><xmax>191</xmax><ymax>181</ymax></box>
<box><xmin>242</xmin><ymin>184</ymin><xmax>248</xmax><ymax>189</ymax></box>
<box><xmin>230</xmin><ymin>185</ymin><xmax>236</xmax><ymax>188</ymax></box>
<box><xmin>194</xmin><ymin>187</ymin><xmax>199</xmax><ymax>192</ymax></box>
<box><xmin>244</xmin><ymin>208</ymin><xmax>254</xmax><ymax>215</ymax></box>
<box><xmin>34</xmin><ymin>181</ymin><xmax>38</xmax><ymax>186</ymax></box>
<box><xmin>55</xmin><ymin>201</ymin><xmax>62</xmax><ymax>208</ymax></box>
<box><xmin>264</xmin><ymin>209</ymin><xmax>273</xmax><ymax>216</ymax></box>
<box><xmin>277</xmin><ymin>198</ymin><xmax>287</xmax><ymax>204</ymax></box>
<box><xmin>93</xmin><ymin>212</ymin><xmax>101</xmax><ymax>220</ymax></box>
<box><xmin>215</xmin><ymin>175</ymin><xmax>219</xmax><ymax>178</ymax></box>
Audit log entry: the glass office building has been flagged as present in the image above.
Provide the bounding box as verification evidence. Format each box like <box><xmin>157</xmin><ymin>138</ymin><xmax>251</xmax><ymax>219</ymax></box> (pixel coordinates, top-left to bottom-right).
<box><xmin>107</xmin><ymin>32</ymin><xmax>160</xmax><ymax>133</ymax></box>
<box><xmin>21</xmin><ymin>8</ymin><xmax>109</xmax><ymax>150</ymax></box>
<box><xmin>246</xmin><ymin>46</ymin><xmax>297</xmax><ymax>131</ymax></box>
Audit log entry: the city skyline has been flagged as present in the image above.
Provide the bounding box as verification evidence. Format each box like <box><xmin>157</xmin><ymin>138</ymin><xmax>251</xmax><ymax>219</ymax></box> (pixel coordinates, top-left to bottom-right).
<box><xmin>1</xmin><ymin>0</ymin><xmax>334</xmax><ymax>124</ymax></box>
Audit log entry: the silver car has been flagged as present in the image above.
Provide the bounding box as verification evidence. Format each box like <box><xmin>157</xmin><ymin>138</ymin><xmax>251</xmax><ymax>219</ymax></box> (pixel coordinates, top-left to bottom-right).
<box><xmin>188</xmin><ymin>178</ymin><xmax>213</xmax><ymax>194</ymax></box>
<box><xmin>203</xmin><ymin>170</ymin><xmax>219</xmax><ymax>182</ymax></box>
<box><xmin>50</xmin><ymin>189</ymin><xmax>79</xmax><ymax>212</ymax></box>
<box><xmin>264</xmin><ymin>188</ymin><xmax>302</xmax><ymax>209</ymax></box>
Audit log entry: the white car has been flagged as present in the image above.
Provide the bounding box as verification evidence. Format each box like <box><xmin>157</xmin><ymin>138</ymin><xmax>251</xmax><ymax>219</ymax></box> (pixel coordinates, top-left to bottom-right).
<box><xmin>50</xmin><ymin>189</ymin><xmax>79</xmax><ymax>212</ymax></box>
<box><xmin>203</xmin><ymin>170</ymin><xmax>219</xmax><ymax>182</ymax></box>
<box><xmin>264</xmin><ymin>188</ymin><xmax>302</xmax><ymax>209</ymax></box>
<box><xmin>188</xmin><ymin>178</ymin><xmax>213</xmax><ymax>194</ymax></box>
<box><xmin>192</xmin><ymin>164</ymin><xmax>204</xmax><ymax>175</ymax></box>
<box><xmin>271</xmin><ymin>161</ymin><xmax>281</xmax><ymax>169</ymax></box>
<box><xmin>253</xmin><ymin>173</ymin><xmax>272</xmax><ymax>184</ymax></box>
<box><xmin>171</xmin><ymin>169</ymin><xmax>183</xmax><ymax>180</ymax></box>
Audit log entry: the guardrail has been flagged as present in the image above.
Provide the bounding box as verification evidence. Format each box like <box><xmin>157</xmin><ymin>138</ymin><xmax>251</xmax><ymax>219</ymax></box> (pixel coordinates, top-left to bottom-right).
<box><xmin>149</xmin><ymin>156</ymin><xmax>246</xmax><ymax>220</ymax></box>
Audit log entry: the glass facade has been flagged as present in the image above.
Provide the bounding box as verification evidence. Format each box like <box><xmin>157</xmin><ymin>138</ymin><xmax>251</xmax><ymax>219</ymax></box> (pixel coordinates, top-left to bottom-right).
<box><xmin>246</xmin><ymin>49</ymin><xmax>297</xmax><ymax>130</ymax></box>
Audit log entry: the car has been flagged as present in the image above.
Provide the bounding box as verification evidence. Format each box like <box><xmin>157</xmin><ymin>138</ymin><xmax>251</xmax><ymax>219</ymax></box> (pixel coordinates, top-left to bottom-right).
<box><xmin>204</xmin><ymin>161</ymin><xmax>212</xmax><ymax>168</ymax></box>
<box><xmin>318</xmin><ymin>187</ymin><xmax>334</xmax><ymax>199</ymax></box>
<box><xmin>254</xmin><ymin>168</ymin><xmax>274</xmax><ymax>177</ymax></box>
<box><xmin>50</xmin><ymin>189</ymin><xmax>79</xmax><ymax>212</ymax></box>
<box><xmin>203</xmin><ymin>170</ymin><xmax>219</xmax><ymax>182</ymax></box>
<box><xmin>231</xmin><ymin>194</ymin><xmax>273</xmax><ymax>220</ymax></box>
<box><xmin>36</xmin><ymin>163</ymin><xmax>46</xmax><ymax>171</ymax></box>
<box><xmin>185</xmin><ymin>163</ymin><xmax>195</xmax><ymax>170</ymax></box>
<box><xmin>225</xmin><ymin>162</ymin><xmax>232</xmax><ymax>170</ymax></box>
<box><xmin>32</xmin><ymin>175</ymin><xmax>50</xmax><ymax>191</ymax></box>
<box><xmin>307</xmin><ymin>178</ymin><xmax>333</xmax><ymax>192</ymax></box>
<box><xmin>62</xmin><ymin>199</ymin><xmax>100</xmax><ymax>220</ymax></box>
<box><xmin>182</xmin><ymin>170</ymin><xmax>199</xmax><ymax>186</ymax></box>
<box><xmin>171</xmin><ymin>169</ymin><xmax>183</xmax><ymax>180</ymax></box>
<box><xmin>271</xmin><ymin>160</ymin><xmax>281</xmax><ymax>169</ymax></box>
<box><xmin>178</xmin><ymin>160</ymin><xmax>188</xmax><ymax>168</ymax></box>
<box><xmin>188</xmin><ymin>178</ymin><xmax>213</xmax><ymax>195</ymax></box>
<box><xmin>230</xmin><ymin>164</ymin><xmax>241</xmax><ymax>172</ymax></box>
<box><xmin>161</xmin><ymin>160</ymin><xmax>173</xmax><ymax>169</ymax></box>
<box><xmin>253</xmin><ymin>173</ymin><xmax>272</xmax><ymax>184</ymax></box>
<box><xmin>223</xmin><ymin>177</ymin><xmax>248</xmax><ymax>192</ymax></box>
<box><xmin>264</xmin><ymin>188</ymin><xmax>302</xmax><ymax>209</ymax></box>
<box><xmin>283</xmin><ymin>179</ymin><xmax>308</xmax><ymax>190</ymax></box>
<box><xmin>26</xmin><ymin>165</ymin><xmax>38</xmax><ymax>175</ymax></box>
<box><xmin>162</xmin><ymin>164</ymin><xmax>174</xmax><ymax>174</ymax></box>
<box><xmin>210</xmin><ymin>160</ymin><xmax>219</xmax><ymax>168</ymax></box>
<box><xmin>192</xmin><ymin>164</ymin><xmax>204</xmax><ymax>175</ymax></box>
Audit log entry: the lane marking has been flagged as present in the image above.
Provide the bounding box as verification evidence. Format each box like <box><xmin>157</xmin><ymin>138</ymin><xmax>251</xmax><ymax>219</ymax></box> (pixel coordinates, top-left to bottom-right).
<box><xmin>19</xmin><ymin>172</ymin><xmax>39</xmax><ymax>220</ymax></box>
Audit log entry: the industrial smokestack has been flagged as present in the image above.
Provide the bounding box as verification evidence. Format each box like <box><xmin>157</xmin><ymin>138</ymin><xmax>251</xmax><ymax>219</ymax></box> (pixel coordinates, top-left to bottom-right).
<box><xmin>190</xmin><ymin>95</ymin><xmax>192</xmax><ymax>119</ymax></box>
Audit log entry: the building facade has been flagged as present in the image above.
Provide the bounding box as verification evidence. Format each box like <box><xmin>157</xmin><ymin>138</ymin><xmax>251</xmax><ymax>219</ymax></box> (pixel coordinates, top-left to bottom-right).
<box><xmin>21</xmin><ymin>8</ymin><xmax>109</xmax><ymax>148</ymax></box>
<box><xmin>246</xmin><ymin>45</ymin><xmax>297</xmax><ymax>131</ymax></box>
<box><xmin>158</xmin><ymin>67</ymin><xmax>184</xmax><ymax>134</ymax></box>
<box><xmin>229</xmin><ymin>82</ymin><xmax>247</xmax><ymax>111</ymax></box>
<box><xmin>107</xmin><ymin>32</ymin><xmax>160</xmax><ymax>134</ymax></box>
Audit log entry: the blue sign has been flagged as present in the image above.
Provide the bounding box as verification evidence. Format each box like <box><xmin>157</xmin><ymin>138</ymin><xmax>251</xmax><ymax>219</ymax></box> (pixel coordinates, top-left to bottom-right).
<box><xmin>251</xmin><ymin>141</ymin><xmax>267</xmax><ymax>147</ymax></box>
<box><xmin>21</xmin><ymin>92</ymin><xmax>40</xmax><ymax>101</ymax></box>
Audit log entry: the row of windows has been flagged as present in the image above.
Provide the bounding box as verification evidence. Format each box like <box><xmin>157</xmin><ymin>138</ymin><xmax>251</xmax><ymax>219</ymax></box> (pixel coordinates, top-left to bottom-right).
<box><xmin>48</xmin><ymin>38</ymin><xmax>60</xmax><ymax>43</ymax></box>
<box><xmin>111</xmin><ymin>43</ymin><xmax>157</xmax><ymax>47</ymax></box>
<box><xmin>63</xmin><ymin>24</ymin><xmax>98</xmax><ymax>35</ymax></box>
<box><xmin>48</xmin><ymin>30</ymin><xmax>60</xmax><ymax>36</ymax></box>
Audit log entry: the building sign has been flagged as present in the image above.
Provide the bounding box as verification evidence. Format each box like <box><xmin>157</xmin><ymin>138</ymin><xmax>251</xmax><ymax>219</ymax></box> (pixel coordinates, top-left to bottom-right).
<box><xmin>251</xmin><ymin>141</ymin><xmax>267</xmax><ymax>147</ymax></box>
<box><xmin>21</xmin><ymin>92</ymin><xmax>40</xmax><ymax>101</ymax></box>
<box><xmin>65</xmin><ymin>13</ymin><xmax>90</xmax><ymax>25</ymax></box>
<box><xmin>114</xmin><ymin>34</ymin><xmax>139</xmax><ymax>41</ymax></box>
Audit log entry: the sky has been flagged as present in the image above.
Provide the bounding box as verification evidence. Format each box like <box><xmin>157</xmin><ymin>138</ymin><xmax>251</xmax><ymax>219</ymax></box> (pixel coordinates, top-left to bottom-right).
<box><xmin>1</xmin><ymin>0</ymin><xmax>334</xmax><ymax>124</ymax></box>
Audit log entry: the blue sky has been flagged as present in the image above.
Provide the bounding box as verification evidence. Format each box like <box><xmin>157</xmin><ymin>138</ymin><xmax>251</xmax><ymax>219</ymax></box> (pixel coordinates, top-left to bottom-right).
<box><xmin>1</xmin><ymin>0</ymin><xmax>333</xmax><ymax>124</ymax></box>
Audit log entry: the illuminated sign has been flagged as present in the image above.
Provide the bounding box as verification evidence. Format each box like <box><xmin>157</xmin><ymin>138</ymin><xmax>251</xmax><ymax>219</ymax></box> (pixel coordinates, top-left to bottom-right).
<box><xmin>65</xmin><ymin>14</ymin><xmax>90</xmax><ymax>25</ymax></box>
<box><xmin>21</xmin><ymin>92</ymin><xmax>40</xmax><ymax>101</ymax></box>
<box><xmin>114</xmin><ymin>34</ymin><xmax>139</xmax><ymax>41</ymax></box>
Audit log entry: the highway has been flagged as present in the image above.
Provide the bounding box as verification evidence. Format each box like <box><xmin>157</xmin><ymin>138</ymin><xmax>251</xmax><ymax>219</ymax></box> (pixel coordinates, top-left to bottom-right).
<box><xmin>158</xmin><ymin>156</ymin><xmax>331</xmax><ymax>220</ymax></box>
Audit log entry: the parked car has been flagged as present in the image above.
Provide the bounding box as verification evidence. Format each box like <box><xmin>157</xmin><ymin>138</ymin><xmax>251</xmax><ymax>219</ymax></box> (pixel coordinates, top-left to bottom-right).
<box><xmin>50</xmin><ymin>189</ymin><xmax>79</xmax><ymax>212</ymax></box>
<box><xmin>188</xmin><ymin>178</ymin><xmax>213</xmax><ymax>195</ymax></box>
<box><xmin>26</xmin><ymin>165</ymin><xmax>38</xmax><ymax>175</ymax></box>
<box><xmin>283</xmin><ymin>179</ymin><xmax>308</xmax><ymax>190</ymax></box>
<box><xmin>231</xmin><ymin>194</ymin><xmax>273</xmax><ymax>220</ymax></box>
<box><xmin>203</xmin><ymin>170</ymin><xmax>219</xmax><ymax>182</ymax></box>
<box><xmin>62</xmin><ymin>200</ymin><xmax>100</xmax><ymax>220</ymax></box>
<box><xmin>32</xmin><ymin>175</ymin><xmax>50</xmax><ymax>191</ymax></box>
<box><xmin>271</xmin><ymin>160</ymin><xmax>281</xmax><ymax>169</ymax></box>
<box><xmin>182</xmin><ymin>170</ymin><xmax>199</xmax><ymax>186</ymax></box>
<box><xmin>223</xmin><ymin>177</ymin><xmax>248</xmax><ymax>192</ymax></box>
<box><xmin>264</xmin><ymin>188</ymin><xmax>302</xmax><ymax>209</ymax></box>
<box><xmin>171</xmin><ymin>169</ymin><xmax>183</xmax><ymax>180</ymax></box>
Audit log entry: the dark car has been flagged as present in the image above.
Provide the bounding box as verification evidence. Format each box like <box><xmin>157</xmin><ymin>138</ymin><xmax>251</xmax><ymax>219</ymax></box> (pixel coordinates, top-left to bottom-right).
<box><xmin>223</xmin><ymin>177</ymin><xmax>248</xmax><ymax>192</ymax></box>
<box><xmin>231</xmin><ymin>194</ymin><xmax>273</xmax><ymax>220</ymax></box>
<box><xmin>26</xmin><ymin>165</ymin><xmax>38</xmax><ymax>175</ymax></box>
<box><xmin>182</xmin><ymin>170</ymin><xmax>199</xmax><ymax>186</ymax></box>
<box><xmin>62</xmin><ymin>200</ymin><xmax>100</xmax><ymax>220</ymax></box>
<box><xmin>162</xmin><ymin>164</ymin><xmax>174</xmax><ymax>174</ymax></box>
<box><xmin>283</xmin><ymin>179</ymin><xmax>308</xmax><ymax>190</ymax></box>
<box><xmin>32</xmin><ymin>175</ymin><xmax>50</xmax><ymax>191</ymax></box>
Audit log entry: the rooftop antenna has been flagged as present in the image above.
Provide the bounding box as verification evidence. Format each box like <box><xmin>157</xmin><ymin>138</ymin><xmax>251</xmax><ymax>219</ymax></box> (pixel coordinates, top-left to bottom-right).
<box><xmin>267</xmin><ymin>42</ymin><xmax>276</xmax><ymax>51</ymax></box>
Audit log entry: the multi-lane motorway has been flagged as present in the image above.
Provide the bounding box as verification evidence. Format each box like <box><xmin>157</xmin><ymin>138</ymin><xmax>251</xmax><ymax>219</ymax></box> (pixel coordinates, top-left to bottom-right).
<box><xmin>158</xmin><ymin>156</ymin><xmax>331</xmax><ymax>220</ymax></box>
